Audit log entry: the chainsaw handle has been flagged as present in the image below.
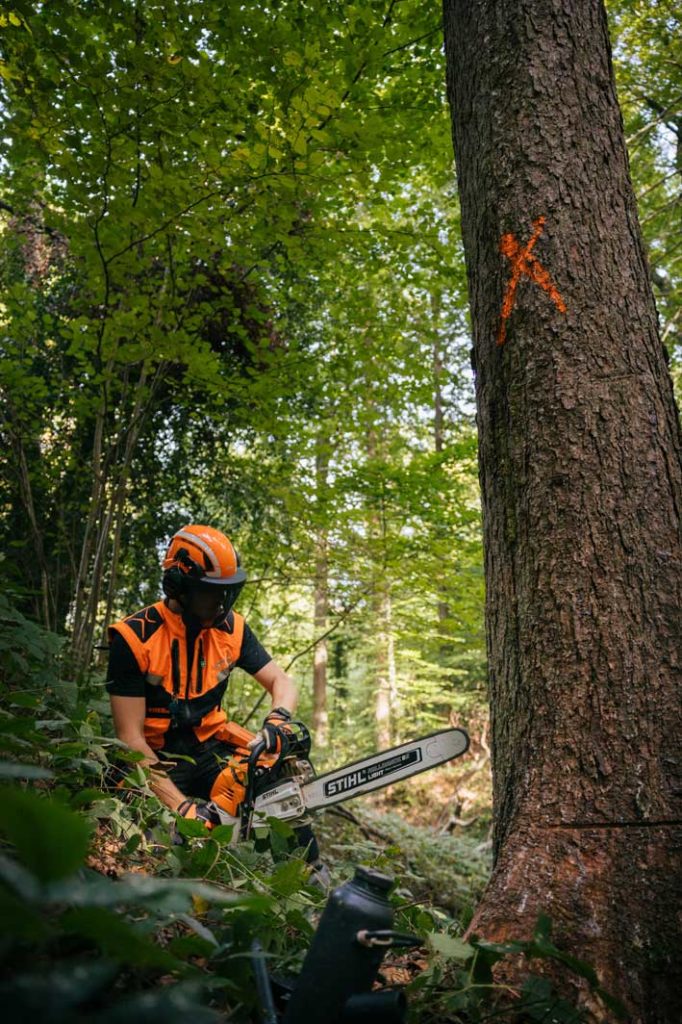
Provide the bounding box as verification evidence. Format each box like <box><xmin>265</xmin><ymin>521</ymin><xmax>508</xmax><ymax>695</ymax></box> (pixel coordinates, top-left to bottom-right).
<box><xmin>242</xmin><ymin>736</ymin><xmax>267</xmax><ymax>839</ymax></box>
<box><xmin>248</xmin><ymin>736</ymin><xmax>267</xmax><ymax>769</ymax></box>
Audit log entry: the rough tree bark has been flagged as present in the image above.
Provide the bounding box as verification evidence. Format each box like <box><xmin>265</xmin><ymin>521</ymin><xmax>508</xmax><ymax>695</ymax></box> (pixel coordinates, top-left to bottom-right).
<box><xmin>442</xmin><ymin>1</ymin><xmax>682</xmax><ymax>1020</ymax></box>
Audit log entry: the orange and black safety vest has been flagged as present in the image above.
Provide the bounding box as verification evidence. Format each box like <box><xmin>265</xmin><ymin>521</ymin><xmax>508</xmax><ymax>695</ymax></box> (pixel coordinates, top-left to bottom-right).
<box><xmin>108</xmin><ymin>600</ymin><xmax>245</xmax><ymax>750</ymax></box>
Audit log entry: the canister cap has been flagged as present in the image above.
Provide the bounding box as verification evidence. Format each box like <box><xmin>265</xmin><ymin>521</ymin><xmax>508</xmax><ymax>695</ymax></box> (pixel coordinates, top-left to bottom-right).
<box><xmin>354</xmin><ymin>866</ymin><xmax>393</xmax><ymax>892</ymax></box>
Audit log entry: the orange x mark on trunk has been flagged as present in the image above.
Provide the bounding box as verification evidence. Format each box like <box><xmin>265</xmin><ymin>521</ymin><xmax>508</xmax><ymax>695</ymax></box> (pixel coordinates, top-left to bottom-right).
<box><xmin>497</xmin><ymin>215</ymin><xmax>566</xmax><ymax>346</ymax></box>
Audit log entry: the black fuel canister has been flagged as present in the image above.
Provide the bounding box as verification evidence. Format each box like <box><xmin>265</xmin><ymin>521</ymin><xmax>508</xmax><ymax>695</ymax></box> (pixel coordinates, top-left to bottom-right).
<box><xmin>282</xmin><ymin>865</ymin><xmax>395</xmax><ymax>1024</ymax></box>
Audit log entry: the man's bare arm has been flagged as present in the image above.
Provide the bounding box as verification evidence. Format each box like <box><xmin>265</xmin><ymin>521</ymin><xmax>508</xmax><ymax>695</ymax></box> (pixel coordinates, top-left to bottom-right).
<box><xmin>245</xmin><ymin>660</ymin><xmax>298</xmax><ymax>749</ymax></box>
<box><xmin>109</xmin><ymin>695</ymin><xmax>188</xmax><ymax>812</ymax></box>
<box><xmin>252</xmin><ymin>659</ymin><xmax>298</xmax><ymax>714</ymax></box>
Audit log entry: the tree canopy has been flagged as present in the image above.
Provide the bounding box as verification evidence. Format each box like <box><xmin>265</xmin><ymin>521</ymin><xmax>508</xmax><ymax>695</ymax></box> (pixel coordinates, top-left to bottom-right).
<box><xmin>1</xmin><ymin>1</ymin><xmax>678</xmax><ymax>752</ymax></box>
<box><xmin>0</xmin><ymin>1</ymin><xmax>680</xmax><ymax>1021</ymax></box>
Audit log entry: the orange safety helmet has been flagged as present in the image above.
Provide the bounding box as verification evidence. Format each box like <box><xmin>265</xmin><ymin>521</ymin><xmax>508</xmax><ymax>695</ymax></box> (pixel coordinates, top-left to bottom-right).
<box><xmin>162</xmin><ymin>525</ymin><xmax>246</xmax><ymax>608</ymax></box>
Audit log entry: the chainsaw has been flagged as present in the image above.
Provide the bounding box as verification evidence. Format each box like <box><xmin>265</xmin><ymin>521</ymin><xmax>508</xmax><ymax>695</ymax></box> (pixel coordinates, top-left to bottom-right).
<box><xmin>207</xmin><ymin>725</ymin><xmax>470</xmax><ymax>838</ymax></box>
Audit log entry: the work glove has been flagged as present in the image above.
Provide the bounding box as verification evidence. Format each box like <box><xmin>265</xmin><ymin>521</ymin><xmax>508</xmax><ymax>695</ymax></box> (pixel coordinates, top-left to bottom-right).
<box><xmin>257</xmin><ymin>706</ymin><xmax>294</xmax><ymax>755</ymax></box>
<box><xmin>176</xmin><ymin>798</ymin><xmax>222</xmax><ymax>829</ymax></box>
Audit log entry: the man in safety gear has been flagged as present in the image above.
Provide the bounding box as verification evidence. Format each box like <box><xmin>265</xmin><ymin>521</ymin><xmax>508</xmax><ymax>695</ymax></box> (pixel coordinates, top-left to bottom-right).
<box><xmin>105</xmin><ymin>524</ymin><xmax>326</xmax><ymax>882</ymax></box>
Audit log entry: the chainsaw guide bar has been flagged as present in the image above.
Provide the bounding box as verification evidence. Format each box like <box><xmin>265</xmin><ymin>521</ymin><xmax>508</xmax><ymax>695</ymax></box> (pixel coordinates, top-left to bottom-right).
<box><xmin>301</xmin><ymin>727</ymin><xmax>469</xmax><ymax>811</ymax></box>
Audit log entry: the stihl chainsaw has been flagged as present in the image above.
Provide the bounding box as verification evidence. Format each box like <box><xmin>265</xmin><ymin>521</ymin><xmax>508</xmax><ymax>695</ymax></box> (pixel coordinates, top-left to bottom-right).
<box><xmin>255</xmin><ymin>726</ymin><xmax>469</xmax><ymax>819</ymax></box>
<box><xmin>206</xmin><ymin>724</ymin><xmax>470</xmax><ymax>837</ymax></box>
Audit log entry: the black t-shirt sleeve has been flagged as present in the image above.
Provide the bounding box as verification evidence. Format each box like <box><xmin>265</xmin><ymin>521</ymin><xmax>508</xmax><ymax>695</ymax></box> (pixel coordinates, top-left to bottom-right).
<box><xmin>105</xmin><ymin>631</ymin><xmax>147</xmax><ymax>697</ymax></box>
<box><xmin>235</xmin><ymin>621</ymin><xmax>272</xmax><ymax>676</ymax></box>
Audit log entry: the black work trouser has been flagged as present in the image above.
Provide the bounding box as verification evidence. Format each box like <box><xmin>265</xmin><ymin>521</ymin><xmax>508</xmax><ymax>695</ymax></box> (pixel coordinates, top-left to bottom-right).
<box><xmin>112</xmin><ymin>729</ymin><xmax>320</xmax><ymax>864</ymax></box>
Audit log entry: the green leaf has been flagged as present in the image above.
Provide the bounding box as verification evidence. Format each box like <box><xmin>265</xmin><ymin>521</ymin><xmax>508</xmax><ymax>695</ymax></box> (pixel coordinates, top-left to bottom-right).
<box><xmin>0</xmin><ymin>787</ymin><xmax>92</xmax><ymax>882</ymax></box>
<box><xmin>185</xmin><ymin>838</ymin><xmax>220</xmax><ymax>876</ymax></box>
<box><xmin>87</xmin><ymin>797</ymin><xmax>120</xmax><ymax>818</ymax></box>
<box><xmin>209</xmin><ymin>823</ymin><xmax>236</xmax><ymax>844</ymax></box>
<box><xmin>7</xmin><ymin>693</ymin><xmax>42</xmax><ymax>709</ymax></box>
<box><xmin>51</xmin><ymin>742</ymin><xmax>90</xmax><ymax>756</ymax></box>
<box><xmin>269</xmin><ymin>858</ymin><xmax>308</xmax><ymax>897</ymax></box>
<box><xmin>175</xmin><ymin>816</ymin><xmax>211</xmax><ymax>839</ymax></box>
<box><xmin>0</xmin><ymin>850</ymin><xmax>41</xmax><ymax>902</ymax></box>
<box><xmin>61</xmin><ymin>906</ymin><xmax>182</xmax><ymax>969</ymax></box>
<box><xmin>122</xmin><ymin>832</ymin><xmax>143</xmax><ymax>854</ymax></box>
<box><xmin>267</xmin><ymin>816</ymin><xmax>295</xmax><ymax>838</ymax></box>
<box><xmin>70</xmin><ymin>787</ymin><xmax>112</xmax><ymax>807</ymax></box>
<box><xmin>534</xmin><ymin>912</ymin><xmax>553</xmax><ymax>941</ymax></box>
<box><xmin>44</xmin><ymin>869</ymin><xmax>266</xmax><ymax>913</ymax></box>
<box><xmin>521</xmin><ymin>976</ymin><xmax>585</xmax><ymax>1023</ymax></box>
<box><xmin>0</xmin><ymin>961</ymin><xmax>119</xmax><ymax>1017</ymax></box>
<box><xmin>427</xmin><ymin>931</ymin><xmax>473</xmax><ymax>962</ymax></box>
<box><xmin>291</xmin><ymin>132</ymin><xmax>307</xmax><ymax>157</ymax></box>
<box><xmin>0</xmin><ymin>885</ymin><xmax>50</xmax><ymax>942</ymax></box>
<box><xmin>167</xmin><ymin>933</ymin><xmax>216</xmax><ymax>959</ymax></box>
<box><xmin>0</xmin><ymin>761</ymin><xmax>53</xmax><ymax>779</ymax></box>
<box><xmin>98</xmin><ymin>981</ymin><xmax>221</xmax><ymax>1023</ymax></box>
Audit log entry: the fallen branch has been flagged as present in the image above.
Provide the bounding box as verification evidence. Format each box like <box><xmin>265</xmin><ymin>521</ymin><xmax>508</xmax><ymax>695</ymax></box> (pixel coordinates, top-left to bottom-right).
<box><xmin>326</xmin><ymin>804</ymin><xmax>392</xmax><ymax>843</ymax></box>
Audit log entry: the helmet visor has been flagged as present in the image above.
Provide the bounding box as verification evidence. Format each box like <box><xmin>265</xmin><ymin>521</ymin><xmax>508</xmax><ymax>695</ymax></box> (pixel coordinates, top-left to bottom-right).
<box><xmin>198</xmin><ymin>567</ymin><xmax>247</xmax><ymax>585</ymax></box>
<box><xmin>184</xmin><ymin>579</ymin><xmax>245</xmax><ymax>619</ymax></box>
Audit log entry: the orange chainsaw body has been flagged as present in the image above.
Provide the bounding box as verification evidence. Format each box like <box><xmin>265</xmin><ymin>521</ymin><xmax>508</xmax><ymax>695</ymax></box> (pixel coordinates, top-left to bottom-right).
<box><xmin>209</xmin><ymin>721</ymin><xmax>280</xmax><ymax>817</ymax></box>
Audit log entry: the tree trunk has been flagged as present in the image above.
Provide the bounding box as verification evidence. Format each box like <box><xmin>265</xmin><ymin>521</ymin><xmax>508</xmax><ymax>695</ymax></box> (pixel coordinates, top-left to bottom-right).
<box><xmin>5</xmin><ymin>423</ymin><xmax>54</xmax><ymax>629</ymax></box>
<box><xmin>366</xmin><ymin>411</ymin><xmax>395</xmax><ymax>749</ymax></box>
<box><xmin>312</xmin><ymin>433</ymin><xmax>330</xmax><ymax>748</ymax></box>
<box><xmin>442</xmin><ymin>2</ymin><xmax>682</xmax><ymax>1020</ymax></box>
<box><xmin>333</xmin><ymin>638</ymin><xmax>347</xmax><ymax>712</ymax></box>
<box><xmin>432</xmin><ymin>290</ymin><xmax>454</xmax><ymax>644</ymax></box>
<box><xmin>386</xmin><ymin>588</ymin><xmax>399</xmax><ymax>744</ymax></box>
<box><xmin>374</xmin><ymin>583</ymin><xmax>392</xmax><ymax>750</ymax></box>
<box><xmin>372</xmin><ymin>582</ymin><xmax>397</xmax><ymax>750</ymax></box>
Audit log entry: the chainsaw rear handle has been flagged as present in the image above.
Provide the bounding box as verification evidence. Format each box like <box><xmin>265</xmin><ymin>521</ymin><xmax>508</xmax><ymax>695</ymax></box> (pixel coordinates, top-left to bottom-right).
<box><xmin>242</xmin><ymin>736</ymin><xmax>267</xmax><ymax>837</ymax></box>
<box><xmin>249</xmin><ymin>736</ymin><xmax>267</xmax><ymax>766</ymax></box>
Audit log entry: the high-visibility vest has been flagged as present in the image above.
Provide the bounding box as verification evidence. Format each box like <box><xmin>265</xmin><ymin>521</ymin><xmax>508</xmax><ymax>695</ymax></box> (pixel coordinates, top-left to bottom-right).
<box><xmin>108</xmin><ymin>600</ymin><xmax>245</xmax><ymax>750</ymax></box>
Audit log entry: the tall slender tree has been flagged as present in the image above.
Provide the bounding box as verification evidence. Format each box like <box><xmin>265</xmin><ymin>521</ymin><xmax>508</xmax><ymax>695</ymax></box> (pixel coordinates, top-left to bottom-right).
<box><xmin>442</xmin><ymin>1</ymin><xmax>682</xmax><ymax>1019</ymax></box>
<box><xmin>312</xmin><ymin>429</ymin><xmax>331</xmax><ymax>747</ymax></box>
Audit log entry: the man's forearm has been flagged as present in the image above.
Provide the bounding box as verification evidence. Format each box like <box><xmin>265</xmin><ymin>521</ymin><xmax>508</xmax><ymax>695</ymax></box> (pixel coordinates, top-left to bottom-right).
<box><xmin>118</xmin><ymin>733</ymin><xmax>188</xmax><ymax>812</ymax></box>
<box><xmin>148</xmin><ymin>771</ymin><xmax>189</xmax><ymax>813</ymax></box>
<box><xmin>270</xmin><ymin>673</ymin><xmax>298</xmax><ymax>714</ymax></box>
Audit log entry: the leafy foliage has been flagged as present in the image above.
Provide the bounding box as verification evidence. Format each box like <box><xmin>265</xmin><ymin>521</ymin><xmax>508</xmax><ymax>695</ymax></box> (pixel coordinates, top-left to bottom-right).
<box><xmin>0</xmin><ymin>0</ymin><xmax>678</xmax><ymax>757</ymax></box>
<box><xmin>0</xmin><ymin>599</ymin><xmax>620</xmax><ymax>1022</ymax></box>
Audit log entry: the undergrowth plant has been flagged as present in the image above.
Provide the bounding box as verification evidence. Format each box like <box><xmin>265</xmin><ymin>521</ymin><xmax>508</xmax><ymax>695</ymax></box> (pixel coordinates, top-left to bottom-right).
<box><xmin>0</xmin><ymin>593</ymin><xmax>622</xmax><ymax>1022</ymax></box>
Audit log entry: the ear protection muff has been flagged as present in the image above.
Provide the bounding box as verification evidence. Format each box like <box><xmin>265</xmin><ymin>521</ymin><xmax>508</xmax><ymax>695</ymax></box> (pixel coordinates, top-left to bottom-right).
<box><xmin>161</xmin><ymin>566</ymin><xmax>185</xmax><ymax>600</ymax></box>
